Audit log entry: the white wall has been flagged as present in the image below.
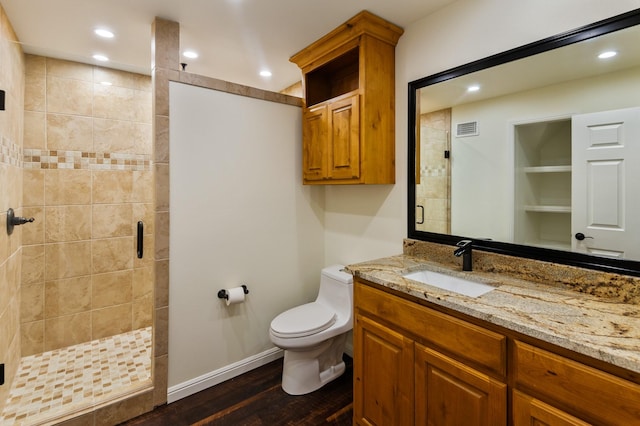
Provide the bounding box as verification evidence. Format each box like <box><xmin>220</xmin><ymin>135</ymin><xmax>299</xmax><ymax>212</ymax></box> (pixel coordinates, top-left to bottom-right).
<box><xmin>450</xmin><ymin>66</ymin><xmax>640</xmax><ymax>240</ymax></box>
<box><xmin>323</xmin><ymin>0</ymin><xmax>640</xmax><ymax>266</ymax></box>
<box><xmin>168</xmin><ymin>82</ymin><xmax>325</xmax><ymax>395</ymax></box>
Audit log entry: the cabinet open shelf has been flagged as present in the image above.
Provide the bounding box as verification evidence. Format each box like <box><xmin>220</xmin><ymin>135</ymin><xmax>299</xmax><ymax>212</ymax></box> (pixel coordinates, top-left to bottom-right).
<box><xmin>520</xmin><ymin>239</ymin><xmax>571</xmax><ymax>251</ymax></box>
<box><xmin>523</xmin><ymin>165</ymin><xmax>571</xmax><ymax>173</ymax></box>
<box><xmin>523</xmin><ymin>205</ymin><xmax>571</xmax><ymax>213</ymax></box>
<box><xmin>305</xmin><ymin>47</ymin><xmax>359</xmax><ymax>107</ymax></box>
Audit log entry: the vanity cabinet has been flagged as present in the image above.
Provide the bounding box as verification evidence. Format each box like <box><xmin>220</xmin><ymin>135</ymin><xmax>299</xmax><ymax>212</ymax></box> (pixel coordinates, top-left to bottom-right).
<box><xmin>354</xmin><ymin>279</ymin><xmax>507</xmax><ymax>425</ymax></box>
<box><xmin>290</xmin><ymin>11</ymin><xmax>403</xmax><ymax>185</ymax></box>
<box><xmin>354</xmin><ymin>277</ymin><xmax>640</xmax><ymax>425</ymax></box>
<box><xmin>513</xmin><ymin>118</ymin><xmax>572</xmax><ymax>250</ymax></box>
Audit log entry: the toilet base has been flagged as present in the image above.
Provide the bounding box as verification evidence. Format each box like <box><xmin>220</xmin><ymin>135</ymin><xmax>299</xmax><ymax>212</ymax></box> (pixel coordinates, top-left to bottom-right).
<box><xmin>281</xmin><ymin>334</ymin><xmax>347</xmax><ymax>395</ymax></box>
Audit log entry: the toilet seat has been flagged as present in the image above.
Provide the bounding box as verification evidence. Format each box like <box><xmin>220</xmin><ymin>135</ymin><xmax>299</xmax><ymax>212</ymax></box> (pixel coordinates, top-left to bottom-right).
<box><xmin>270</xmin><ymin>302</ymin><xmax>336</xmax><ymax>338</ymax></box>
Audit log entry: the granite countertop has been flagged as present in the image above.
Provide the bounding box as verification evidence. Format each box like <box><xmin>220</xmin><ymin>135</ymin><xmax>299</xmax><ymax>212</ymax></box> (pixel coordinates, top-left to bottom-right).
<box><xmin>347</xmin><ymin>254</ymin><xmax>640</xmax><ymax>375</ymax></box>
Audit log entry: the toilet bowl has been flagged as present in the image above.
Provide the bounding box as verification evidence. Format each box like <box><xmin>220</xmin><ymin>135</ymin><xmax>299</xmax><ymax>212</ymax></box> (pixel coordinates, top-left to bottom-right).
<box><xmin>269</xmin><ymin>265</ymin><xmax>353</xmax><ymax>395</ymax></box>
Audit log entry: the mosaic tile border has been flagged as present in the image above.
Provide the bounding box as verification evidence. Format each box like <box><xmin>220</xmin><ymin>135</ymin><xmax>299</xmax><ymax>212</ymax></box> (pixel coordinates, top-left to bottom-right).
<box><xmin>23</xmin><ymin>149</ymin><xmax>151</xmax><ymax>171</ymax></box>
<box><xmin>420</xmin><ymin>165</ymin><xmax>448</xmax><ymax>177</ymax></box>
<box><xmin>0</xmin><ymin>327</ymin><xmax>152</xmax><ymax>426</ymax></box>
<box><xmin>0</xmin><ymin>136</ymin><xmax>22</xmax><ymax>167</ymax></box>
<box><xmin>0</xmin><ymin>141</ymin><xmax>151</xmax><ymax>171</ymax></box>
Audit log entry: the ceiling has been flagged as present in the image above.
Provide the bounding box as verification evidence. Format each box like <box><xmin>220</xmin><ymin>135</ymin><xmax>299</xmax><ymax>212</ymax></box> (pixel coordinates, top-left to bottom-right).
<box><xmin>0</xmin><ymin>0</ymin><xmax>457</xmax><ymax>92</ymax></box>
<box><xmin>419</xmin><ymin>22</ymin><xmax>640</xmax><ymax>113</ymax></box>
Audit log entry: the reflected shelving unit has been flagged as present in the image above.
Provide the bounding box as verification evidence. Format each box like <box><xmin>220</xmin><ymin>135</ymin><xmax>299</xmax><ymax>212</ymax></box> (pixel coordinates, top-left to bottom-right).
<box><xmin>514</xmin><ymin>118</ymin><xmax>572</xmax><ymax>250</ymax></box>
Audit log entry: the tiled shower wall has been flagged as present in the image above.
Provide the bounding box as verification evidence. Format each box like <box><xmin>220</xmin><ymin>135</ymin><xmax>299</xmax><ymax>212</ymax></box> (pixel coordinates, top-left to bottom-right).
<box><xmin>20</xmin><ymin>55</ymin><xmax>154</xmax><ymax>356</ymax></box>
<box><xmin>0</xmin><ymin>4</ymin><xmax>25</xmax><ymax>414</ymax></box>
<box><xmin>416</xmin><ymin>108</ymin><xmax>451</xmax><ymax>234</ymax></box>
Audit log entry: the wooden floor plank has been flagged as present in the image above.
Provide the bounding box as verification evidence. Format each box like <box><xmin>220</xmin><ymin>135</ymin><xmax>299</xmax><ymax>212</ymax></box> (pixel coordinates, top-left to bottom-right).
<box><xmin>121</xmin><ymin>355</ymin><xmax>353</xmax><ymax>425</ymax></box>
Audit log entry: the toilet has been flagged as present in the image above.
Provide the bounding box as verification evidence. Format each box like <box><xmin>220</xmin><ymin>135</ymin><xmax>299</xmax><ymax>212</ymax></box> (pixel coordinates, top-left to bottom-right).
<box><xmin>269</xmin><ymin>265</ymin><xmax>354</xmax><ymax>395</ymax></box>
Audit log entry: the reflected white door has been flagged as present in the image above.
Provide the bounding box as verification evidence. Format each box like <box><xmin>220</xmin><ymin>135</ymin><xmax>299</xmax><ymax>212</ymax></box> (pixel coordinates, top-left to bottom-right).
<box><xmin>572</xmin><ymin>107</ymin><xmax>640</xmax><ymax>259</ymax></box>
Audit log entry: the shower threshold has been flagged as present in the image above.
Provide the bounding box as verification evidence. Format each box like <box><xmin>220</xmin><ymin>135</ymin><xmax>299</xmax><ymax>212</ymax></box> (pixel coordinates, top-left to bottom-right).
<box><xmin>0</xmin><ymin>326</ymin><xmax>152</xmax><ymax>426</ymax></box>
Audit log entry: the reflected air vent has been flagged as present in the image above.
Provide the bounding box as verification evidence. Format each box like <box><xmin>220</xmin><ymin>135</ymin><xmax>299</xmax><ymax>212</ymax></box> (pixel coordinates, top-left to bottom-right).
<box><xmin>456</xmin><ymin>121</ymin><xmax>478</xmax><ymax>137</ymax></box>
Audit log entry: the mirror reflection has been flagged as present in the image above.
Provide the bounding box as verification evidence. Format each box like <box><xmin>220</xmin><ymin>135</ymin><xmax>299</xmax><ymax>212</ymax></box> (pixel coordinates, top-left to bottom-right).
<box><xmin>412</xmin><ymin>16</ymin><xmax>640</xmax><ymax>263</ymax></box>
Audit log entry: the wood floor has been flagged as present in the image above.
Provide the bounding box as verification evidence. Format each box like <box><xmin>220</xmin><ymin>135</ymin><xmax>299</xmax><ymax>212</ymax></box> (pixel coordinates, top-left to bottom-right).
<box><xmin>121</xmin><ymin>356</ymin><xmax>353</xmax><ymax>425</ymax></box>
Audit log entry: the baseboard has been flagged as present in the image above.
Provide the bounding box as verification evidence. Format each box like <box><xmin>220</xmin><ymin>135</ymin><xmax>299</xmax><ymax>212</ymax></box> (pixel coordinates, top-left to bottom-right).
<box><xmin>344</xmin><ymin>330</ymin><xmax>354</xmax><ymax>358</ymax></box>
<box><xmin>167</xmin><ymin>347</ymin><xmax>284</xmax><ymax>403</ymax></box>
<box><xmin>344</xmin><ymin>341</ymin><xmax>353</xmax><ymax>358</ymax></box>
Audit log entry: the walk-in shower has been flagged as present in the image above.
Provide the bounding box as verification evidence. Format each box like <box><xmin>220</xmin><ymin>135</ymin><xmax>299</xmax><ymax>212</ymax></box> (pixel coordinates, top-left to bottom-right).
<box><xmin>0</xmin><ymin>52</ymin><xmax>154</xmax><ymax>425</ymax></box>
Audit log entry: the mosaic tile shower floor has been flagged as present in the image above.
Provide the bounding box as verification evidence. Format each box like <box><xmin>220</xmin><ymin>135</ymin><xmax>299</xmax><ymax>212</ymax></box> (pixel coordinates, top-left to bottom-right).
<box><xmin>0</xmin><ymin>327</ymin><xmax>152</xmax><ymax>426</ymax></box>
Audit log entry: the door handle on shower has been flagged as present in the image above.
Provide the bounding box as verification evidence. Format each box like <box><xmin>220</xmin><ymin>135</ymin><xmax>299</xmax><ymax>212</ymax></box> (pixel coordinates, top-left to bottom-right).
<box><xmin>137</xmin><ymin>221</ymin><xmax>143</xmax><ymax>258</ymax></box>
<box><xmin>417</xmin><ymin>205</ymin><xmax>425</xmax><ymax>225</ymax></box>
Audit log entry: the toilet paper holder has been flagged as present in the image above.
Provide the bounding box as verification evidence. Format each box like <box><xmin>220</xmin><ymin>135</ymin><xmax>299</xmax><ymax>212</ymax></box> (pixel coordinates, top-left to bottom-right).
<box><xmin>218</xmin><ymin>285</ymin><xmax>249</xmax><ymax>300</ymax></box>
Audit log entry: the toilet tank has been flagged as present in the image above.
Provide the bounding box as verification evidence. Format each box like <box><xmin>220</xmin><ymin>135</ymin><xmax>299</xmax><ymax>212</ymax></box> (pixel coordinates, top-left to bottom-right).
<box><xmin>316</xmin><ymin>265</ymin><xmax>353</xmax><ymax>319</ymax></box>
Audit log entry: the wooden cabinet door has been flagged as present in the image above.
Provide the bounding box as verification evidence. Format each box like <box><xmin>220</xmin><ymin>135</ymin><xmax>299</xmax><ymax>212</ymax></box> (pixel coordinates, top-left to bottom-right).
<box><xmin>415</xmin><ymin>343</ymin><xmax>507</xmax><ymax>426</ymax></box>
<box><xmin>354</xmin><ymin>314</ymin><xmax>414</xmax><ymax>426</ymax></box>
<box><xmin>513</xmin><ymin>341</ymin><xmax>640</xmax><ymax>425</ymax></box>
<box><xmin>512</xmin><ymin>390</ymin><xmax>592</xmax><ymax>426</ymax></box>
<box><xmin>328</xmin><ymin>93</ymin><xmax>360</xmax><ymax>180</ymax></box>
<box><xmin>302</xmin><ymin>104</ymin><xmax>327</xmax><ymax>181</ymax></box>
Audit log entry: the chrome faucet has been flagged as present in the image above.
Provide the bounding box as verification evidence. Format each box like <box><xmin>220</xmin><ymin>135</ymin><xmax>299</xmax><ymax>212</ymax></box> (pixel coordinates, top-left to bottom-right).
<box><xmin>454</xmin><ymin>239</ymin><xmax>473</xmax><ymax>271</ymax></box>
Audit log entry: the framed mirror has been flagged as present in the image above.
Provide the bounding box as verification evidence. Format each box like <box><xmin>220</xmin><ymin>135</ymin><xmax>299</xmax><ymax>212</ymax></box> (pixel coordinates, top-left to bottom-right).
<box><xmin>408</xmin><ymin>8</ymin><xmax>640</xmax><ymax>276</ymax></box>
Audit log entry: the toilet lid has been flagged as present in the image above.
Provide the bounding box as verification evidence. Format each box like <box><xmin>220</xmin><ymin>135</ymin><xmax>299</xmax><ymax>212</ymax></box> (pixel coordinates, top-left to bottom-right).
<box><xmin>270</xmin><ymin>302</ymin><xmax>336</xmax><ymax>338</ymax></box>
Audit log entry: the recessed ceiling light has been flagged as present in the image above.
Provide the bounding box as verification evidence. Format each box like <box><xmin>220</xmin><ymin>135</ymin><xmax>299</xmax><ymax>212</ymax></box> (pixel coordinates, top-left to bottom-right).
<box><xmin>100</xmin><ymin>81</ymin><xmax>113</xmax><ymax>86</ymax></box>
<box><xmin>93</xmin><ymin>54</ymin><xmax>109</xmax><ymax>62</ymax></box>
<box><xmin>467</xmin><ymin>85</ymin><xmax>480</xmax><ymax>92</ymax></box>
<box><xmin>598</xmin><ymin>50</ymin><xmax>617</xmax><ymax>59</ymax></box>
<box><xmin>259</xmin><ymin>70</ymin><xmax>272</xmax><ymax>77</ymax></box>
<box><xmin>94</xmin><ymin>28</ymin><xmax>114</xmax><ymax>39</ymax></box>
<box><xmin>183</xmin><ymin>50</ymin><xmax>198</xmax><ymax>59</ymax></box>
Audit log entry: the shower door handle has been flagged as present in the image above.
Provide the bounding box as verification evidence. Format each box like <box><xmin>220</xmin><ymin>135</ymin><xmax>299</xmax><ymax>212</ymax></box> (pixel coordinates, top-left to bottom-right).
<box><xmin>417</xmin><ymin>205</ymin><xmax>425</xmax><ymax>225</ymax></box>
<box><xmin>137</xmin><ymin>221</ymin><xmax>144</xmax><ymax>259</ymax></box>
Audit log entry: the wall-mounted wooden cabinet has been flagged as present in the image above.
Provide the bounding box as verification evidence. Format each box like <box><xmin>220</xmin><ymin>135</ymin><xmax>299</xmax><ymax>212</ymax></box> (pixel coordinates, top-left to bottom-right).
<box><xmin>290</xmin><ymin>11</ymin><xmax>403</xmax><ymax>185</ymax></box>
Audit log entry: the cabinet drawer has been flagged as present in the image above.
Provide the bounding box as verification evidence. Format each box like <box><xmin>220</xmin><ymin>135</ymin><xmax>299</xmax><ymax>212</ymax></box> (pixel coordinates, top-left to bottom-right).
<box><xmin>513</xmin><ymin>340</ymin><xmax>640</xmax><ymax>425</ymax></box>
<box><xmin>355</xmin><ymin>280</ymin><xmax>506</xmax><ymax>378</ymax></box>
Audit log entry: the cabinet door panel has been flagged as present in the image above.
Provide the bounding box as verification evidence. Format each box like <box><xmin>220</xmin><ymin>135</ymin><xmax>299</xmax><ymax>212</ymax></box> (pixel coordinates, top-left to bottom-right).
<box><xmin>415</xmin><ymin>343</ymin><xmax>506</xmax><ymax>426</ymax></box>
<box><xmin>513</xmin><ymin>390</ymin><xmax>591</xmax><ymax>426</ymax></box>
<box><xmin>354</xmin><ymin>314</ymin><xmax>414</xmax><ymax>426</ymax></box>
<box><xmin>302</xmin><ymin>105</ymin><xmax>327</xmax><ymax>181</ymax></box>
<box><xmin>329</xmin><ymin>94</ymin><xmax>360</xmax><ymax>180</ymax></box>
<box><xmin>513</xmin><ymin>340</ymin><xmax>640</xmax><ymax>425</ymax></box>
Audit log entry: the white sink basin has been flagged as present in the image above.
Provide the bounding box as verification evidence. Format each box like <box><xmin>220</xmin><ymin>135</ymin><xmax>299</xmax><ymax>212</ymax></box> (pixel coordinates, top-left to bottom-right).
<box><xmin>403</xmin><ymin>270</ymin><xmax>495</xmax><ymax>298</ymax></box>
